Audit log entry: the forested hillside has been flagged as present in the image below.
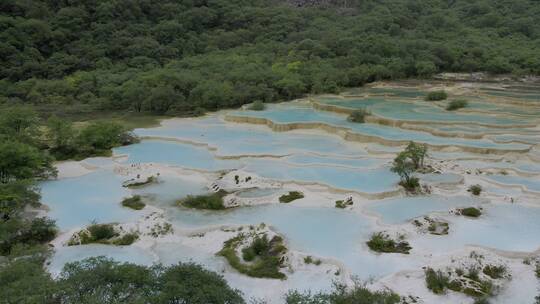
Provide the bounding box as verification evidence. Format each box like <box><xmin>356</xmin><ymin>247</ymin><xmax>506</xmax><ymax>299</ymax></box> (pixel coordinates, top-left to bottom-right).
<box><xmin>1</xmin><ymin>0</ymin><xmax>540</xmax><ymax>116</ymax></box>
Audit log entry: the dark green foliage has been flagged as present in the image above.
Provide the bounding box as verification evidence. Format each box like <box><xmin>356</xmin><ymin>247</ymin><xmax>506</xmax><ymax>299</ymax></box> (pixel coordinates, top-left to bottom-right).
<box><xmin>219</xmin><ymin>234</ymin><xmax>286</xmax><ymax>279</ymax></box>
<box><xmin>124</xmin><ymin>176</ymin><xmax>157</xmax><ymax>188</ymax></box>
<box><xmin>75</xmin><ymin>122</ymin><xmax>137</xmax><ymax>158</ymax></box>
<box><xmin>0</xmin><ymin>140</ymin><xmax>56</xmax><ymax>183</ymax></box>
<box><xmin>461</xmin><ymin>207</ymin><xmax>482</xmax><ymax>218</ymax></box>
<box><xmin>536</xmin><ymin>263</ymin><xmax>540</xmax><ymax>278</ymax></box>
<box><xmin>180</xmin><ymin>191</ymin><xmax>226</xmax><ymax>210</ymax></box>
<box><xmin>55</xmin><ymin>257</ymin><xmax>244</xmax><ymax>304</ymax></box>
<box><xmin>112</xmin><ymin>232</ymin><xmax>139</xmax><ymax>246</ymax></box>
<box><xmin>121</xmin><ymin>195</ymin><xmax>145</xmax><ymax>210</ymax></box>
<box><xmin>286</xmin><ymin>282</ymin><xmax>400</xmax><ymax>304</ymax></box>
<box><xmin>335</xmin><ymin>198</ymin><xmax>353</xmax><ymax>208</ymax></box>
<box><xmin>482</xmin><ymin>265</ymin><xmax>506</xmax><ymax>279</ymax></box>
<box><xmin>468</xmin><ymin>184</ymin><xmax>482</xmax><ymax>196</ymax></box>
<box><xmin>2</xmin><ymin>257</ymin><xmax>244</xmax><ymax>304</ymax></box>
<box><xmin>425</xmin><ymin>91</ymin><xmax>448</xmax><ymax>101</ymax></box>
<box><xmin>425</xmin><ymin>268</ymin><xmax>450</xmax><ymax>294</ymax></box>
<box><xmin>249</xmin><ymin>100</ymin><xmax>265</xmax><ymax>111</ymax></box>
<box><xmin>2</xmin><ymin>1</ymin><xmax>540</xmax><ymax>118</ymax></box>
<box><xmin>279</xmin><ymin>191</ymin><xmax>304</xmax><ymax>203</ymax></box>
<box><xmin>366</xmin><ymin>232</ymin><xmax>411</xmax><ymax>254</ymax></box>
<box><xmin>347</xmin><ymin>109</ymin><xmax>369</xmax><ymax>123</ymax></box>
<box><xmin>446</xmin><ymin>99</ymin><xmax>468</xmax><ymax>111</ymax></box>
<box><xmin>0</xmin><ymin>257</ymin><xmax>58</xmax><ymax>303</ymax></box>
<box><xmin>391</xmin><ymin>142</ymin><xmax>427</xmax><ymax>192</ymax></box>
<box><xmin>84</xmin><ymin>223</ymin><xmax>117</xmax><ymax>243</ymax></box>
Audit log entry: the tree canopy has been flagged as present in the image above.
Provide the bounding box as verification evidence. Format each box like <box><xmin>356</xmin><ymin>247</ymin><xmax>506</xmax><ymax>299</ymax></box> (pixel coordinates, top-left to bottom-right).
<box><xmin>1</xmin><ymin>0</ymin><xmax>539</xmax><ymax>116</ymax></box>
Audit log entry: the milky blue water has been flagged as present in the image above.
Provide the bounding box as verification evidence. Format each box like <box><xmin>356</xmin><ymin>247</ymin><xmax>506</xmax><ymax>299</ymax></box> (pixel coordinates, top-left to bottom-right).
<box><xmin>366</xmin><ymin>195</ymin><xmax>481</xmax><ymax>224</ymax></box>
<box><xmin>230</xmin><ymin>104</ymin><xmax>529</xmax><ymax>150</ymax></box>
<box><xmin>486</xmin><ymin>175</ymin><xmax>540</xmax><ymax>192</ymax></box>
<box><xmin>40</xmin><ymin>170</ymin><xmax>137</xmax><ymax>230</ymax></box>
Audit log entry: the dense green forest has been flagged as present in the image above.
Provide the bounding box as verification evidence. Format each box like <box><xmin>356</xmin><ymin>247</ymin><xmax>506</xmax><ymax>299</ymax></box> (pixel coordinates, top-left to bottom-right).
<box><xmin>1</xmin><ymin>0</ymin><xmax>540</xmax><ymax>117</ymax></box>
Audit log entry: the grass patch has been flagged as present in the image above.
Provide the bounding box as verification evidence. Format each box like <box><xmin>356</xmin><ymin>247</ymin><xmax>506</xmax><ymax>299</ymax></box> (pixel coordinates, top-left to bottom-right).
<box><xmin>111</xmin><ymin>232</ymin><xmax>139</xmax><ymax>246</ymax></box>
<box><xmin>366</xmin><ymin>232</ymin><xmax>411</xmax><ymax>254</ymax></box>
<box><xmin>460</xmin><ymin>207</ymin><xmax>482</xmax><ymax>218</ymax></box>
<box><xmin>347</xmin><ymin>108</ymin><xmax>370</xmax><ymax>123</ymax></box>
<box><xmin>468</xmin><ymin>184</ymin><xmax>482</xmax><ymax>196</ymax></box>
<box><xmin>179</xmin><ymin>190</ymin><xmax>227</xmax><ymax>210</ymax></box>
<box><xmin>399</xmin><ymin>176</ymin><xmax>420</xmax><ymax>192</ymax></box>
<box><xmin>248</xmin><ymin>100</ymin><xmax>265</xmax><ymax>111</ymax></box>
<box><xmin>425</xmin><ymin>90</ymin><xmax>448</xmax><ymax>101</ymax></box>
<box><xmin>303</xmin><ymin>256</ymin><xmax>322</xmax><ymax>265</ymax></box>
<box><xmin>124</xmin><ymin>176</ymin><xmax>157</xmax><ymax>188</ymax></box>
<box><xmin>68</xmin><ymin>223</ymin><xmax>140</xmax><ymax>246</ymax></box>
<box><xmin>425</xmin><ymin>268</ymin><xmax>450</xmax><ymax>294</ymax></box>
<box><xmin>482</xmin><ymin>265</ymin><xmax>507</xmax><ymax>279</ymax></box>
<box><xmin>335</xmin><ymin>197</ymin><xmax>353</xmax><ymax>209</ymax></box>
<box><xmin>279</xmin><ymin>191</ymin><xmax>304</xmax><ymax>203</ymax></box>
<box><xmin>121</xmin><ymin>195</ymin><xmax>145</xmax><ymax>210</ymax></box>
<box><xmin>446</xmin><ymin>99</ymin><xmax>468</xmax><ymax>111</ymax></box>
<box><xmin>218</xmin><ymin>233</ymin><xmax>287</xmax><ymax>279</ymax></box>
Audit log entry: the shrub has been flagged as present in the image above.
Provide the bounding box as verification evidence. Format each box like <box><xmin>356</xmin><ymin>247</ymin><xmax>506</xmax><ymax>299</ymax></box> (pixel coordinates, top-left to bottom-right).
<box><xmin>446</xmin><ymin>99</ymin><xmax>468</xmax><ymax>111</ymax></box>
<box><xmin>112</xmin><ymin>232</ymin><xmax>139</xmax><ymax>246</ymax></box>
<box><xmin>303</xmin><ymin>256</ymin><xmax>321</xmax><ymax>265</ymax></box>
<box><xmin>218</xmin><ymin>234</ymin><xmax>286</xmax><ymax>279</ymax></box>
<box><xmin>425</xmin><ymin>268</ymin><xmax>450</xmax><ymax>294</ymax></box>
<box><xmin>425</xmin><ymin>90</ymin><xmax>448</xmax><ymax>101</ymax></box>
<box><xmin>248</xmin><ymin>100</ymin><xmax>265</xmax><ymax>111</ymax></box>
<box><xmin>366</xmin><ymin>232</ymin><xmax>411</xmax><ymax>254</ymax></box>
<box><xmin>461</xmin><ymin>207</ymin><xmax>482</xmax><ymax>218</ymax></box>
<box><xmin>399</xmin><ymin>176</ymin><xmax>420</xmax><ymax>192</ymax></box>
<box><xmin>87</xmin><ymin>223</ymin><xmax>117</xmax><ymax>242</ymax></box>
<box><xmin>468</xmin><ymin>184</ymin><xmax>482</xmax><ymax>196</ymax></box>
<box><xmin>180</xmin><ymin>191</ymin><xmax>226</xmax><ymax>210</ymax></box>
<box><xmin>335</xmin><ymin>197</ymin><xmax>353</xmax><ymax>208</ymax></box>
<box><xmin>124</xmin><ymin>176</ymin><xmax>157</xmax><ymax>188</ymax></box>
<box><xmin>121</xmin><ymin>195</ymin><xmax>145</xmax><ymax>210</ymax></box>
<box><xmin>193</xmin><ymin>107</ymin><xmax>206</xmax><ymax>116</ymax></box>
<box><xmin>347</xmin><ymin>108</ymin><xmax>369</xmax><ymax>123</ymax></box>
<box><xmin>279</xmin><ymin>191</ymin><xmax>304</xmax><ymax>203</ymax></box>
<box><xmin>482</xmin><ymin>265</ymin><xmax>507</xmax><ymax>279</ymax></box>
<box><xmin>285</xmin><ymin>282</ymin><xmax>400</xmax><ymax>303</ymax></box>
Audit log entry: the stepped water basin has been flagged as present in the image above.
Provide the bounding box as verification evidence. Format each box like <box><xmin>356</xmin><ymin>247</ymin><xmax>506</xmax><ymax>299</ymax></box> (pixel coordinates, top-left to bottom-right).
<box><xmin>133</xmin><ymin>116</ymin><xmax>368</xmax><ymax>157</ymax></box>
<box><xmin>314</xmin><ymin>97</ymin><xmax>531</xmax><ymax>126</ymax></box>
<box><xmin>228</xmin><ymin>104</ymin><xmax>530</xmax><ymax>151</ymax></box>
<box><xmin>413</xmin><ymin>204</ymin><xmax>540</xmax><ymax>253</ymax></box>
<box><xmin>41</xmin><ymin>170</ymin><xmax>137</xmax><ymax>230</ymax></box>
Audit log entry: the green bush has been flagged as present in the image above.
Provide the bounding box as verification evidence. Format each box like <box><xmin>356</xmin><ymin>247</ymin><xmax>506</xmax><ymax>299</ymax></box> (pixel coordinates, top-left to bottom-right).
<box><xmin>425</xmin><ymin>268</ymin><xmax>450</xmax><ymax>294</ymax></box>
<box><xmin>425</xmin><ymin>90</ymin><xmax>448</xmax><ymax>101</ymax></box>
<box><xmin>193</xmin><ymin>107</ymin><xmax>206</xmax><ymax>117</ymax></box>
<box><xmin>286</xmin><ymin>282</ymin><xmax>400</xmax><ymax>304</ymax></box>
<box><xmin>121</xmin><ymin>195</ymin><xmax>145</xmax><ymax>210</ymax></box>
<box><xmin>279</xmin><ymin>191</ymin><xmax>304</xmax><ymax>203</ymax></box>
<box><xmin>179</xmin><ymin>191</ymin><xmax>226</xmax><ymax>210</ymax></box>
<box><xmin>399</xmin><ymin>176</ymin><xmax>420</xmax><ymax>192</ymax></box>
<box><xmin>124</xmin><ymin>176</ymin><xmax>157</xmax><ymax>188</ymax></box>
<box><xmin>347</xmin><ymin>109</ymin><xmax>369</xmax><ymax>123</ymax></box>
<box><xmin>218</xmin><ymin>234</ymin><xmax>286</xmax><ymax>279</ymax></box>
<box><xmin>248</xmin><ymin>100</ymin><xmax>265</xmax><ymax>111</ymax></box>
<box><xmin>366</xmin><ymin>232</ymin><xmax>411</xmax><ymax>254</ymax></box>
<box><xmin>446</xmin><ymin>99</ymin><xmax>468</xmax><ymax>111</ymax></box>
<box><xmin>468</xmin><ymin>184</ymin><xmax>482</xmax><ymax>196</ymax></box>
<box><xmin>112</xmin><ymin>232</ymin><xmax>139</xmax><ymax>246</ymax></box>
<box><xmin>461</xmin><ymin>207</ymin><xmax>482</xmax><ymax>218</ymax></box>
<box><xmin>482</xmin><ymin>265</ymin><xmax>506</xmax><ymax>279</ymax></box>
<box><xmin>86</xmin><ymin>223</ymin><xmax>117</xmax><ymax>242</ymax></box>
